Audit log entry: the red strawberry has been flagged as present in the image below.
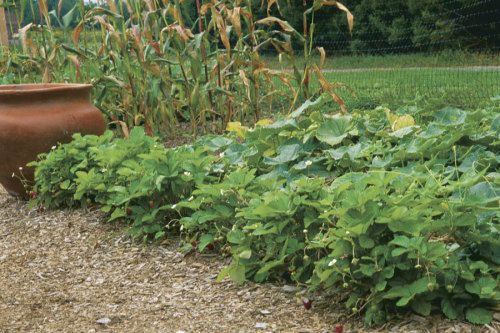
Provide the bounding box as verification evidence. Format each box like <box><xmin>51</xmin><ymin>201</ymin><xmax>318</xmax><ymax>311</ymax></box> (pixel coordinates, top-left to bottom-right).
<box><xmin>30</xmin><ymin>191</ymin><xmax>37</xmax><ymax>199</ymax></box>
<box><xmin>126</xmin><ymin>207</ymin><xmax>133</xmax><ymax>216</ymax></box>
<box><xmin>302</xmin><ymin>297</ymin><xmax>312</xmax><ymax>310</ymax></box>
<box><xmin>335</xmin><ymin>325</ymin><xmax>344</xmax><ymax>333</ymax></box>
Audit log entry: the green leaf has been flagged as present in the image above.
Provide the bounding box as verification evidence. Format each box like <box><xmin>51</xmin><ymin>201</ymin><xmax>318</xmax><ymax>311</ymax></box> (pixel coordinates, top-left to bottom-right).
<box><xmin>227</xmin><ymin>229</ymin><xmax>246</xmax><ymax>244</ymax></box>
<box><xmin>359</xmin><ymin>264</ymin><xmax>376</xmax><ymax>277</ymax></box>
<box><xmin>109</xmin><ymin>208</ymin><xmax>126</xmax><ymax>221</ymax></box>
<box><xmin>434</xmin><ymin>107</ymin><xmax>466</xmax><ymax>126</ymax></box>
<box><xmin>384</xmin><ymin>276</ymin><xmax>435</xmax><ymax>305</ymax></box>
<box><xmin>255</xmin><ymin>259</ymin><xmax>284</xmax><ymax>281</ymax></box>
<box><xmin>238</xmin><ymin>249</ymin><xmax>252</xmax><ymax>259</ymax></box>
<box><xmin>198</xmin><ymin>234</ymin><xmax>214</xmax><ymax>252</ymax></box>
<box><xmin>59</xmin><ymin>179</ymin><xmax>71</xmax><ymax>189</ymax></box>
<box><xmin>375</xmin><ymin>281</ymin><xmax>387</xmax><ymax>291</ymax></box>
<box><xmin>390</xmin><ymin>235</ymin><xmax>410</xmax><ymax>248</ymax></box>
<box><xmin>359</xmin><ymin>234</ymin><xmax>375</xmax><ymax>249</ymax></box>
<box><xmin>463</xmin><ymin>182</ymin><xmax>499</xmax><ymax>205</ymax></box>
<box><xmin>465</xmin><ymin>308</ymin><xmax>492</xmax><ymax>324</ymax></box>
<box><xmin>316</xmin><ymin>117</ymin><xmax>352</xmax><ymax>146</ymax></box>
<box><xmin>441</xmin><ymin>299</ymin><xmax>459</xmax><ymax>320</ymax></box>
<box><xmin>217</xmin><ymin>260</ymin><xmax>246</xmax><ymax>284</ymax></box>
<box><xmin>289</xmin><ymin>94</ymin><xmax>329</xmax><ymax>118</ymax></box>
<box><xmin>264</xmin><ymin>143</ymin><xmax>302</xmax><ymax>165</ymax></box>
<box><xmin>465</xmin><ymin>277</ymin><xmax>497</xmax><ymax>298</ymax></box>
<box><xmin>410</xmin><ymin>298</ymin><xmax>431</xmax><ymax>316</ymax></box>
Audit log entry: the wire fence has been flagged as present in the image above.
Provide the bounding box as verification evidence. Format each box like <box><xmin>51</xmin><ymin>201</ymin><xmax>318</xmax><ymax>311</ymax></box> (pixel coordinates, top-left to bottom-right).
<box><xmin>298</xmin><ymin>0</ymin><xmax>500</xmax><ymax>107</ymax></box>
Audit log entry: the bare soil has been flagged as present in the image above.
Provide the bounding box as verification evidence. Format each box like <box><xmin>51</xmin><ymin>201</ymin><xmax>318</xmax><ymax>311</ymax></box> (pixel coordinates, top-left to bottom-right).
<box><xmin>0</xmin><ymin>187</ymin><xmax>498</xmax><ymax>333</ymax></box>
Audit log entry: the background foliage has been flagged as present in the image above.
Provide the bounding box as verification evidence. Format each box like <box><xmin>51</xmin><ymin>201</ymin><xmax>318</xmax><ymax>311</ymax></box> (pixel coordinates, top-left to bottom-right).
<box><xmin>273</xmin><ymin>0</ymin><xmax>500</xmax><ymax>53</ymax></box>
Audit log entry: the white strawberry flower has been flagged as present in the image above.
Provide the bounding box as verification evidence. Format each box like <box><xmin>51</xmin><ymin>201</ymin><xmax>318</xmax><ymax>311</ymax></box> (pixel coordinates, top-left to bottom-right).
<box><xmin>328</xmin><ymin>259</ymin><xmax>337</xmax><ymax>267</ymax></box>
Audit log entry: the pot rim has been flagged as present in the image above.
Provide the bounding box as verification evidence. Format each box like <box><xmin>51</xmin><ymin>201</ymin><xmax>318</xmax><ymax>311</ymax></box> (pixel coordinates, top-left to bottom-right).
<box><xmin>0</xmin><ymin>83</ymin><xmax>93</xmax><ymax>96</ymax></box>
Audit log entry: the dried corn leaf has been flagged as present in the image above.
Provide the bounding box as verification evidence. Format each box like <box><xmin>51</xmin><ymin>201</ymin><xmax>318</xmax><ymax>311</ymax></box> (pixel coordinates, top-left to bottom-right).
<box><xmin>255</xmin><ymin>17</ymin><xmax>295</xmax><ymax>34</ymax></box>
<box><xmin>312</xmin><ymin>65</ymin><xmax>347</xmax><ymax>114</ymax></box>
<box><xmin>72</xmin><ymin>22</ymin><xmax>84</xmax><ymax>45</ymax></box>
<box><xmin>106</xmin><ymin>0</ymin><xmax>118</xmax><ymax>14</ymax></box>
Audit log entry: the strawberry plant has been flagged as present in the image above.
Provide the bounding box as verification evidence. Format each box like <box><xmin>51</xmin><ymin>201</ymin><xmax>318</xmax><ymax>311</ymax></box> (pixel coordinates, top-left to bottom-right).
<box><xmin>30</xmin><ymin>99</ymin><xmax>499</xmax><ymax>325</ymax></box>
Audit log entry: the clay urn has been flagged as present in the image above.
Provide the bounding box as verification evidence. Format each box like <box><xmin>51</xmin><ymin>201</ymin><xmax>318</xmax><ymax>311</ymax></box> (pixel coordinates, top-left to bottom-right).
<box><xmin>0</xmin><ymin>83</ymin><xmax>106</xmax><ymax>197</ymax></box>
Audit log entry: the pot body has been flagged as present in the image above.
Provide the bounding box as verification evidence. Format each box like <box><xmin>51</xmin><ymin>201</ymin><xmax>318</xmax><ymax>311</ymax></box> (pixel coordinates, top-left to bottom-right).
<box><xmin>0</xmin><ymin>84</ymin><xmax>106</xmax><ymax>197</ymax></box>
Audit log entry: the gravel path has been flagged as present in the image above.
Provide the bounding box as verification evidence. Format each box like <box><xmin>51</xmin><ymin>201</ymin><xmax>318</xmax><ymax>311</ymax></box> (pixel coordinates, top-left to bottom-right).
<box><xmin>0</xmin><ymin>187</ymin><xmax>498</xmax><ymax>332</ymax></box>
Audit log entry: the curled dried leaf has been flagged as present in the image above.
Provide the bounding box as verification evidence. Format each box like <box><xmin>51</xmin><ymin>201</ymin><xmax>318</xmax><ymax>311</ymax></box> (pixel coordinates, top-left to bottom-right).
<box><xmin>312</xmin><ymin>65</ymin><xmax>347</xmax><ymax>114</ymax></box>
<box><xmin>72</xmin><ymin>22</ymin><xmax>84</xmax><ymax>45</ymax></box>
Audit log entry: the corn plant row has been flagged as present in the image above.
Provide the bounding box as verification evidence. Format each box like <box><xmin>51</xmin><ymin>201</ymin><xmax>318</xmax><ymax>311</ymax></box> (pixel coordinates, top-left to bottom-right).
<box><xmin>1</xmin><ymin>0</ymin><xmax>352</xmax><ymax>135</ymax></box>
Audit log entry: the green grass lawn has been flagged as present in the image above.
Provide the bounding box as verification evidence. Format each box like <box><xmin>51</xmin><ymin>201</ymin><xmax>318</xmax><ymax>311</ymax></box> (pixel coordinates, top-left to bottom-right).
<box><xmin>271</xmin><ymin>66</ymin><xmax>500</xmax><ymax>113</ymax></box>
<box><xmin>263</xmin><ymin>50</ymin><xmax>500</xmax><ymax>70</ymax></box>
<box><xmin>327</xmin><ymin>67</ymin><xmax>500</xmax><ymax>110</ymax></box>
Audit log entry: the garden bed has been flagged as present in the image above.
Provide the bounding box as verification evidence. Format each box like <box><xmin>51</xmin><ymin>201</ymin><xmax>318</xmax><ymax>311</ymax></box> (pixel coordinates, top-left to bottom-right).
<box><xmin>1</xmin><ymin>186</ymin><xmax>498</xmax><ymax>332</ymax></box>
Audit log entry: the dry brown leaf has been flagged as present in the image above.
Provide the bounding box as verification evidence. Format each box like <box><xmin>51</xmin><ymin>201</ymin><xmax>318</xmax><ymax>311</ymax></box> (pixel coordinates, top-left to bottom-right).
<box><xmin>165</xmin><ymin>24</ymin><xmax>194</xmax><ymax>42</ymax></box>
<box><xmin>312</xmin><ymin>64</ymin><xmax>347</xmax><ymax>113</ymax></box>
<box><xmin>94</xmin><ymin>16</ymin><xmax>115</xmax><ymax>32</ymax></box>
<box><xmin>255</xmin><ymin>17</ymin><xmax>295</xmax><ymax>33</ymax></box>
<box><xmin>57</xmin><ymin>0</ymin><xmax>64</xmax><ymax>16</ymax></box>
<box><xmin>38</xmin><ymin>0</ymin><xmax>49</xmax><ymax>20</ymax></box>
<box><xmin>317</xmin><ymin>1</ymin><xmax>353</xmax><ymax>33</ymax></box>
<box><xmin>123</xmin><ymin>0</ymin><xmax>134</xmax><ymax>15</ymax></box>
<box><xmin>68</xmin><ymin>55</ymin><xmax>81</xmax><ymax>80</ymax></box>
<box><xmin>267</xmin><ymin>0</ymin><xmax>278</xmax><ymax>15</ymax></box>
<box><xmin>144</xmin><ymin>0</ymin><xmax>156</xmax><ymax>12</ymax></box>
<box><xmin>109</xmin><ymin>120</ymin><xmax>130</xmax><ymax>138</ymax></box>
<box><xmin>106</xmin><ymin>0</ymin><xmax>118</xmax><ymax>14</ymax></box>
<box><xmin>317</xmin><ymin>47</ymin><xmax>326</xmax><ymax>69</ymax></box>
<box><xmin>239</xmin><ymin>70</ymin><xmax>251</xmax><ymax>101</ymax></box>
<box><xmin>213</xmin><ymin>10</ymin><xmax>231</xmax><ymax>54</ymax></box>
<box><xmin>200</xmin><ymin>3</ymin><xmax>213</xmax><ymax>15</ymax></box>
<box><xmin>227</xmin><ymin>7</ymin><xmax>242</xmax><ymax>37</ymax></box>
<box><xmin>17</xmin><ymin>24</ymin><xmax>33</xmax><ymax>54</ymax></box>
<box><xmin>42</xmin><ymin>66</ymin><xmax>51</xmax><ymax>83</ymax></box>
<box><xmin>72</xmin><ymin>22</ymin><xmax>84</xmax><ymax>46</ymax></box>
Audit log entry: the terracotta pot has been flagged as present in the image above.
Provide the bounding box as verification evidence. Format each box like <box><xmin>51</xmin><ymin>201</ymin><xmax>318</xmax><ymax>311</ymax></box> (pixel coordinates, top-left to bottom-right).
<box><xmin>0</xmin><ymin>84</ymin><xmax>106</xmax><ymax>197</ymax></box>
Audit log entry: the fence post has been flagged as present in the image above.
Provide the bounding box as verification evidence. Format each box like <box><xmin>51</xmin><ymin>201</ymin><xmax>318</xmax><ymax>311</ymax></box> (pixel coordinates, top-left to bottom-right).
<box><xmin>0</xmin><ymin>0</ymin><xmax>8</xmax><ymax>46</ymax></box>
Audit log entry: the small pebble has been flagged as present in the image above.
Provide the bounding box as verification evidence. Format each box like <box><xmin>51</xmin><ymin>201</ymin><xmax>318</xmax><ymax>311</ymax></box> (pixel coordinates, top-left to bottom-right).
<box><xmin>96</xmin><ymin>317</ymin><xmax>111</xmax><ymax>325</ymax></box>
<box><xmin>255</xmin><ymin>322</ymin><xmax>268</xmax><ymax>329</ymax></box>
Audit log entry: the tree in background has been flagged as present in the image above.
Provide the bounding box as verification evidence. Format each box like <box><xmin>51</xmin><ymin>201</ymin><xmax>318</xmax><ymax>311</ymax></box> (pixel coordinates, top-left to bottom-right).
<box><xmin>8</xmin><ymin>0</ymin><xmax>499</xmax><ymax>52</ymax></box>
<box><xmin>273</xmin><ymin>0</ymin><xmax>499</xmax><ymax>53</ymax></box>
<box><xmin>12</xmin><ymin>0</ymin><xmax>80</xmax><ymax>28</ymax></box>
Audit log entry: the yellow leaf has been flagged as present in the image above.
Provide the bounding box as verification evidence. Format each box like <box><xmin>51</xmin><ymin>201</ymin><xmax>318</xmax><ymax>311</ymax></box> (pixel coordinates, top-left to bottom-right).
<box><xmin>383</xmin><ymin>108</ymin><xmax>398</xmax><ymax>126</ymax></box>
<box><xmin>263</xmin><ymin>148</ymin><xmax>275</xmax><ymax>157</ymax></box>
<box><xmin>256</xmin><ymin>119</ymin><xmax>273</xmax><ymax>126</ymax></box>
<box><xmin>393</xmin><ymin>115</ymin><xmax>416</xmax><ymax>131</ymax></box>
<box><xmin>384</xmin><ymin>108</ymin><xmax>416</xmax><ymax>131</ymax></box>
<box><xmin>226</xmin><ymin>122</ymin><xmax>249</xmax><ymax>138</ymax></box>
